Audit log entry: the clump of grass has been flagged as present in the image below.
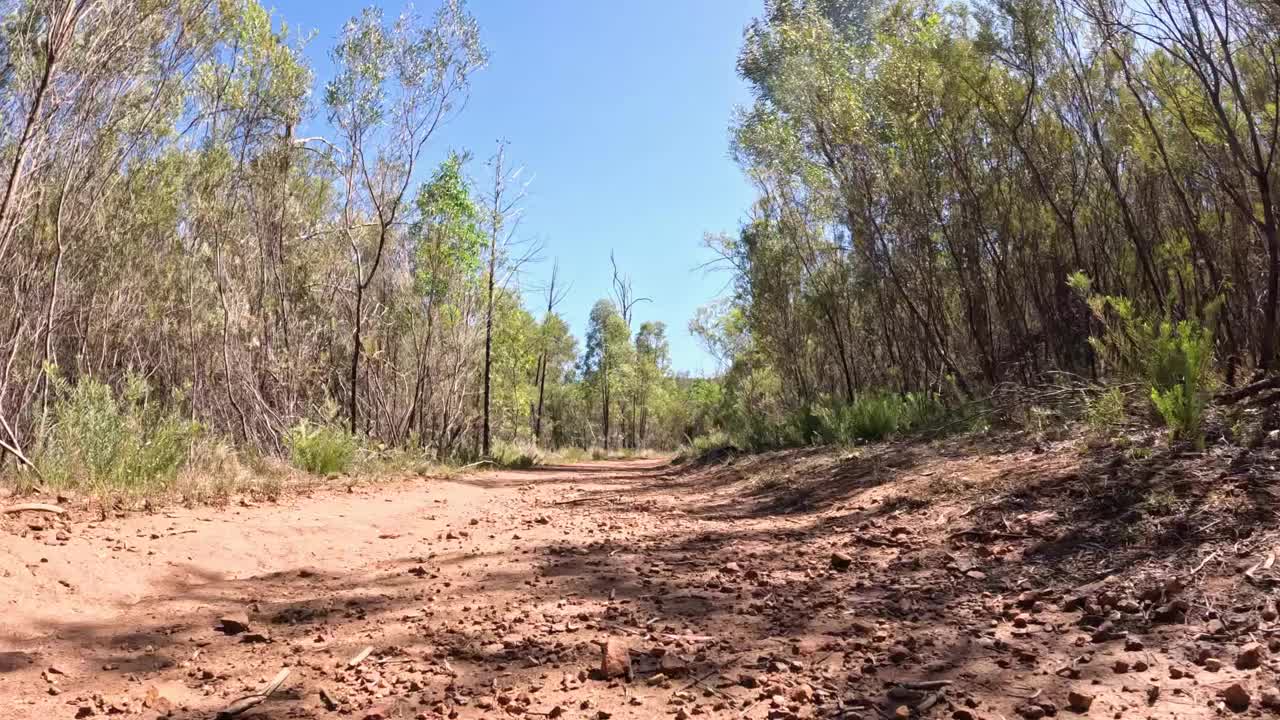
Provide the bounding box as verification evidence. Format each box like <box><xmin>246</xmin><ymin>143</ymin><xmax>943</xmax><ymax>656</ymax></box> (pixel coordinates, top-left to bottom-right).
<box><xmin>491</xmin><ymin>440</ymin><xmax>542</xmax><ymax>469</ymax></box>
<box><xmin>813</xmin><ymin>391</ymin><xmax>949</xmax><ymax>444</ymax></box>
<box><xmin>34</xmin><ymin>372</ymin><xmax>200</xmax><ymax>500</ymax></box>
<box><xmin>285</xmin><ymin>420</ymin><xmax>357</xmax><ymax>475</ymax></box>
<box><xmin>543</xmin><ymin>446</ymin><xmax>590</xmax><ymax>464</ymax></box>
<box><xmin>174</xmin><ymin>439</ymin><xmax>289</xmax><ymax>506</ymax></box>
<box><xmin>1086</xmin><ymin>386</ymin><xmax>1128</xmax><ymax>435</ymax></box>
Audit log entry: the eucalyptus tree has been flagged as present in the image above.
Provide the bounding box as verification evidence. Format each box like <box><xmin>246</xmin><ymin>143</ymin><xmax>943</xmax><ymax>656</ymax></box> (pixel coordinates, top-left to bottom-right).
<box><xmin>322</xmin><ymin>0</ymin><xmax>486</xmax><ymax>435</ymax></box>
<box><xmin>581</xmin><ymin>300</ymin><xmax>631</xmax><ymax>451</ymax></box>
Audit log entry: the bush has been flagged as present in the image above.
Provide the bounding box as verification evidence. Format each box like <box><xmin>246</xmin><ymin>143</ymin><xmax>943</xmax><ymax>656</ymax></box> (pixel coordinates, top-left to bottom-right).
<box><xmin>491</xmin><ymin>441</ymin><xmax>541</xmax><ymax>469</ymax></box>
<box><xmin>1085</xmin><ymin>386</ymin><xmax>1128</xmax><ymax>433</ymax></box>
<box><xmin>36</xmin><ymin>373</ymin><xmax>200</xmax><ymax>498</ymax></box>
<box><xmin>1149</xmin><ymin>319</ymin><xmax>1214</xmax><ymax>444</ymax></box>
<box><xmin>1070</xmin><ymin>273</ymin><xmax>1217</xmax><ymax>445</ymax></box>
<box><xmin>285</xmin><ymin>421</ymin><xmax>357</xmax><ymax>475</ymax></box>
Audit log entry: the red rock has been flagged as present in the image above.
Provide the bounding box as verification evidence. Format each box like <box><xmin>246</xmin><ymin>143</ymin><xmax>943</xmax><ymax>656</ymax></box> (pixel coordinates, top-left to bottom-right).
<box><xmin>1067</xmin><ymin>690</ymin><xmax>1093</xmax><ymax>713</ymax></box>
<box><xmin>599</xmin><ymin>638</ymin><xmax>630</xmax><ymax>679</ymax></box>
<box><xmin>1220</xmin><ymin>683</ymin><xmax>1250</xmax><ymax>711</ymax></box>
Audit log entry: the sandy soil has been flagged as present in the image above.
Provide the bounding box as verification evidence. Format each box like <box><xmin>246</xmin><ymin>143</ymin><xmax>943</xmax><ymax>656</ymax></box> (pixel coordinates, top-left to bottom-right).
<box><xmin>1</xmin><ymin>444</ymin><xmax>1278</xmax><ymax>720</ymax></box>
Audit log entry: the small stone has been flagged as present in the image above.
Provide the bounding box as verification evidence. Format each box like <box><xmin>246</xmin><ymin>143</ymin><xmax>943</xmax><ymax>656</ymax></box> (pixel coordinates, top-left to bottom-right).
<box><xmin>1236</xmin><ymin>642</ymin><xmax>1263</xmax><ymax>670</ymax></box>
<box><xmin>1220</xmin><ymin>682</ymin><xmax>1250</xmax><ymax>711</ymax></box>
<box><xmin>952</xmin><ymin>711</ymin><xmax>976</xmax><ymax>720</ymax></box>
<box><xmin>1067</xmin><ymin>690</ymin><xmax>1094</xmax><ymax>713</ymax></box>
<box><xmin>599</xmin><ymin>638</ymin><xmax>630</xmax><ymax>679</ymax></box>
<box><xmin>1260</xmin><ymin>687</ymin><xmax>1280</xmax><ymax>709</ymax></box>
<box><xmin>894</xmin><ymin>706</ymin><xmax>911</xmax><ymax>720</ymax></box>
<box><xmin>887</xmin><ymin>645</ymin><xmax>910</xmax><ymax>663</ymax></box>
<box><xmin>659</xmin><ymin>654</ymin><xmax>688</xmax><ymax>677</ymax></box>
<box><xmin>1112</xmin><ymin>660</ymin><xmax>1129</xmax><ymax>674</ymax></box>
<box><xmin>1168</xmin><ymin>666</ymin><xmax>1186</xmax><ymax>679</ymax></box>
<box><xmin>1203</xmin><ymin>657</ymin><xmax>1222</xmax><ymax>672</ymax></box>
<box><xmin>830</xmin><ymin>552</ymin><xmax>853</xmax><ymax>572</ymax></box>
<box><xmin>721</xmin><ymin>562</ymin><xmax>741</xmax><ymax>574</ymax></box>
<box><xmin>217</xmin><ymin>612</ymin><xmax>250</xmax><ymax>635</ymax></box>
<box><xmin>1124</xmin><ymin>639</ymin><xmax>1144</xmax><ymax>652</ymax></box>
<box><xmin>1016</xmin><ymin>702</ymin><xmax>1046</xmax><ymax>719</ymax></box>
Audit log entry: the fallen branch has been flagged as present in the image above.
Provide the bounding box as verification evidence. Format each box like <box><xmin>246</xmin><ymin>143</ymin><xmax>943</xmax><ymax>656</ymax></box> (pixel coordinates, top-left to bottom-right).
<box><xmin>1216</xmin><ymin>375</ymin><xmax>1280</xmax><ymax>405</ymax></box>
<box><xmin>1190</xmin><ymin>550</ymin><xmax>1221</xmax><ymax>575</ymax></box>
<box><xmin>2</xmin><ymin>503</ymin><xmax>65</xmax><ymax>515</ymax></box>
<box><xmin>215</xmin><ymin>668</ymin><xmax>290</xmax><ymax>719</ymax></box>
<box><xmin>347</xmin><ymin>646</ymin><xmax>373</xmax><ymax>668</ymax></box>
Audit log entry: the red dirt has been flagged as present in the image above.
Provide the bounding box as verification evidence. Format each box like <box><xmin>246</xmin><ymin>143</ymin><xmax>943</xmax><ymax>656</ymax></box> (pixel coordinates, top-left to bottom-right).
<box><xmin>2</xmin><ymin>443</ymin><xmax>1279</xmax><ymax>720</ymax></box>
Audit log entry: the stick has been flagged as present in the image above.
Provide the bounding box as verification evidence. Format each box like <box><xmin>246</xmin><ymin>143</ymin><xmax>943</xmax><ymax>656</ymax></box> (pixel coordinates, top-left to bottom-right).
<box><xmin>215</xmin><ymin>668</ymin><xmax>290</xmax><ymax>719</ymax></box>
<box><xmin>1191</xmin><ymin>550</ymin><xmax>1220</xmax><ymax>575</ymax></box>
<box><xmin>347</xmin><ymin>646</ymin><xmax>373</xmax><ymax>667</ymax></box>
<box><xmin>2</xmin><ymin>503</ymin><xmax>65</xmax><ymax>515</ymax></box>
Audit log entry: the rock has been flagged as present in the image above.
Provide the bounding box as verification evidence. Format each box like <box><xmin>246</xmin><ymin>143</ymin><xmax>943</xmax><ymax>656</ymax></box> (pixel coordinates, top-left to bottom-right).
<box><xmin>1220</xmin><ymin>682</ymin><xmax>1250</xmax><ymax>711</ymax></box>
<box><xmin>1067</xmin><ymin>690</ymin><xmax>1094</xmax><ymax>713</ymax></box>
<box><xmin>1169</xmin><ymin>666</ymin><xmax>1186</xmax><ymax>679</ymax></box>
<box><xmin>217</xmin><ymin>612</ymin><xmax>250</xmax><ymax>635</ymax></box>
<box><xmin>658</xmin><ymin>654</ymin><xmax>688</xmax><ymax>677</ymax></box>
<box><xmin>1090</xmin><ymin>621</ymin><xmax>1122</xmax><ymax>643</ymax></box>
<box><xmin>1152</xmin><ymin>600</ymin><xmax>1188</xmax><ymax>622</ymax></box>
<box><xmin>1203</xmin><ymin>657</ymin><xmax>1222</xmax><ymax>672</ymax></box>
<box><xmin>887</xmin><ymin>645</ymin><xmax>910</xmax><ymax>663</ymax></box>
<box><xmin>952</xmin><ymin>711</ymin><xmax>976</xmax><ymax>720</ymax></box>
<box><xmin>721</xmin><ymin>561</ymin><xmax>742</xmax><ymax>574</ymax></box>
<box><xmin>830</xmin><ymin>552</ymin><xmax>853</xmax><ymax>572</ymax></box>
<box><xmin>1112</xmin><ymin>659</ymin><xmax>1129</xmax><ymax>674</ymax></box>
<box><xmin>1124</xmin><ymin>639</ymin><xmax>1144</xmax><ymax>652</ymax></box>
<box><xmin>893</xmin><ymin>706</ymin><xmax>911</xmax><ymax>720</ymax></box>
<box><xmin>1236</xmin><ymin>642</ymin><xmax>1263</xmax><ymax>670</ymax></box>
<box><xmin>599</xmin><ymin>638</ymin><xmax>630</xmax><ymax>679</ymax></box>
<box><xmin>1260</xmin><ymin>687</ymin><xmax>1280</xmax><ymax>709</ymax></box>
<box><xmin>1016</xmin><ymin>702</ymin><xmax>1046</xmax><ymax>719</ymax></box>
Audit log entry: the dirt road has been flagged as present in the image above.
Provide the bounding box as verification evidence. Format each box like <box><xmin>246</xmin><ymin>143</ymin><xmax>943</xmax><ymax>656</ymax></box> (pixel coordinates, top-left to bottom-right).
<box><xmin>2</xmin><ymin>448</ymin><xmax>1277</xmax><ymax>719</ymax></box>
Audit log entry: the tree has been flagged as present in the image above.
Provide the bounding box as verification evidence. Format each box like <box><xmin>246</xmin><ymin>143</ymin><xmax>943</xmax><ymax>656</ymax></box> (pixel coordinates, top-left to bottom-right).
<box><xmin>581</xmin><ymin>300</ymin><xmax>630</xmax><ymax>451</ymax></box>
<box><xmin>322</xmin><ymin>0</ymin><xmax>486</xmax><ymax>435</ymax></box>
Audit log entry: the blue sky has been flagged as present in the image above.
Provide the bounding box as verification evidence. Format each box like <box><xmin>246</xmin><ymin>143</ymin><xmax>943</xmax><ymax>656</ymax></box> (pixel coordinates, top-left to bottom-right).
<box><xmin>273</xmin><ymin>0</ymin><xmax>762</xmax><ymax>375</ymax></box>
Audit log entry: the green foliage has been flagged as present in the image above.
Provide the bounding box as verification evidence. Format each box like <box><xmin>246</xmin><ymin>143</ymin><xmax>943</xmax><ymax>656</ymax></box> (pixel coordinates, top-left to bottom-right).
<box><xmin>1073</xmin><ymin>275</ymin><xmax>1218</xmax><ymax>445</ymax></box>
<box><xmin>1085</xmin><ymin>387</ymin><xmax>1128</xmax><ymax>433</ymax></box>
<box><xmin>285</xmin><ymin>421</ymin><xmax>357</xmax><ymax>475</ymax></box>
<box><xmin>412</xmin><ymin>152</ymin><xmax>486</xmax><ymax>297</ymax></box>
<box><xmin>813</xmin><ymin>392</ymin><xmax>947</xmax><ymax>444</ymax></box>
<box><xmin>727</xmin><ymin>391</ymin><xmax>950</xmax><ymax>450</ymax></box>
<box><xmin>36</xmin><ymin>373</ymin><xmax>200</xmax><ymax>498</ymax></box>
<box><xmin>490</xmin><ymin>440</ymin><xmax>541</xmax><ymax>469</ymax></box>
<box><xmin>1148</xmin><ymin>320</ymin><xmax>1215</xmax><ymax>445</ymax></box>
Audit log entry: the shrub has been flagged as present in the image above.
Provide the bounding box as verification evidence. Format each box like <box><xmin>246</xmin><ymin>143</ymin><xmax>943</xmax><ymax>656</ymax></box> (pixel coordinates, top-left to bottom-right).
<box><xmin>491</xmin><ymin>441</ymin><xmax>541</xmax><ymax>469</ymax></box>
<box><xmin>1085</xmin><ymin>386</ymin><xmax>1128</xmax><ymax>433</ymax></box>
<box><xmin>1070</xmin><ymin>273</ymin><xmax>1217</xmax><ymax>445</ymax></box>
<box><xmin>285</xmin><ymin>421</ymin><xmax>357</xmax><ymax>475</ymax></box>
<box><xmin>36</xmin><ymin>372</ymin><xmax>200</xmax><ymax>498</ymax></box>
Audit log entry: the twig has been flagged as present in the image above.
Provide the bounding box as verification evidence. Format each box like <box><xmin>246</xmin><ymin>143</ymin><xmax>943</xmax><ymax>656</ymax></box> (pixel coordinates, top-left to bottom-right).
<box><xmin>347</xmin><ymin>646</ymin><xmax>373</xmax><ymax>667</ymax></box>
<box><xmin>1191</xmin><ymin>550</ymin><xmax>1221</xmax><ymax>575</ymax></box>
<box><xmin>552</xmin><ymin>495</ymin><xmax>616</xmax><ymax>506</ymax></box>
<box><xmin>2</xmin><ymin>503</ymin><xmax>65</xmax><ymax>515</ymax></box>
<box><xmin>215</xmin><ymin>668</ymin><xmax>290</xmax><ymax>719</ymax></box>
